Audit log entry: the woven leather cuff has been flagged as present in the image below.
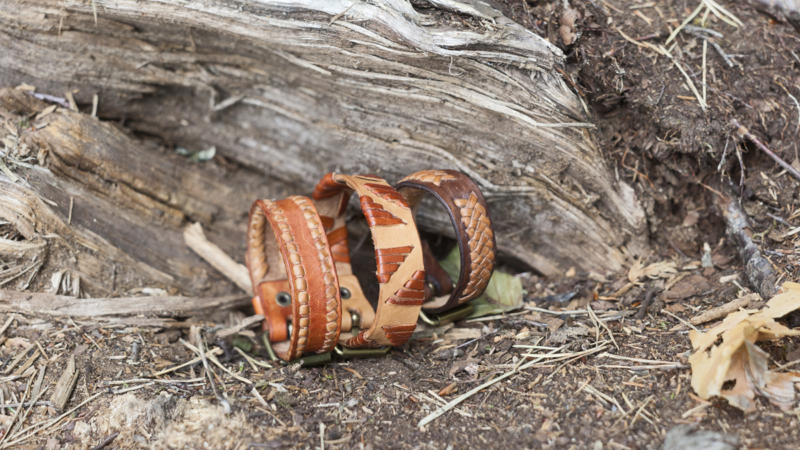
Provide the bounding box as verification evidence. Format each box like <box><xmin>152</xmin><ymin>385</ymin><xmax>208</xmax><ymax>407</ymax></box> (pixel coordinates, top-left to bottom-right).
<box><xmin>397</xmin><ymin>170</ymin><xmax>496</xmax><ymax>314</ymax></box>
<box><xmin>312</xmin><ymin>173</ymin><xmax>425</xmax><ymax>348</ymax></box>
<box><xmin>245</xmin><ymin>196</ymin><xmax>342</xmax><ymax>361</ymax></box>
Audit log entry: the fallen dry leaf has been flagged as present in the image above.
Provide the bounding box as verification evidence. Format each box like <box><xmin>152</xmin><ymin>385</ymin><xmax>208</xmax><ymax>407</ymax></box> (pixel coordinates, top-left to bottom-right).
<box><xmin>449</xmin><ymin>358</ymin><xmax>480</xmax><ymax>376</ymax></box>
<box><xmin>558</xmin><ymin>7</ymin><xmax>580</xmax><ymax>46</ymax></box>
<box><xmin>4</xmin><ymin>337</ymin><xmax>30</xmax><ymax>349</ymax></box>
<box><xmin>542</xmin><ymin>317</ymin><xmax>564</xmax><ymax>332</ymax></box>
<box><xmin>662</xmin><ymin>275</ymin><xmax>711</xmax><ymax>301</ymax></box>
<box><xmin>665</xmin><ymin>303</ymin><xmax>686</xmax><ymax>313</ymax></box>
<box><xmin>628</xmin><ymin>259</ymin><xmax>677</xmax><ymax>283</ymax></box>
<box><xmin>689</xmin><ymin>282</ymin><xmax>800</xmax><ymax>411</ymax></box>
<box><xmin>547</xmin><ymin>326</ymin><xmax>589</xmax><ymax>344</ymax></box>
<box><xmin>590</xmin><ymin>300</ymin><xmax>615</xmax><ymax>311</ymax></box>
<box><xmin>438</xmin><ymin>382</ymin><xmax>457</xmax><ymax>396</ymax></box>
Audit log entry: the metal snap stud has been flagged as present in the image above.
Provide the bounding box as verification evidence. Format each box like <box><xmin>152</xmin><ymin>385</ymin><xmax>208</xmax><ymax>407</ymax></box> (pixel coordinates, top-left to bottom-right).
<box><xmin>275</xmin><ymin>291</ymin><xmax>291</xmax><ymax>307</ymax></box>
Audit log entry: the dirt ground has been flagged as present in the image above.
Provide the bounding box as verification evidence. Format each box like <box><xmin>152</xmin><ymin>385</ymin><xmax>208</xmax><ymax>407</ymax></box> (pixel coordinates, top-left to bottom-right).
<box><xmin>3</xmin><ymin>0</ymin><xmax>800</xmax><ymax>449</ymax></box>
<box><xmin>3</xmin><ymin>258</ymin><xmax>800</xmax><ymax>450</ymax></box>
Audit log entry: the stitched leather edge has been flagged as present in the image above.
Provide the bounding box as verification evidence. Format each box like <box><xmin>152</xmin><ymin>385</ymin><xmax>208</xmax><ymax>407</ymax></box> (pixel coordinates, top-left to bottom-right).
<box><xmin>453</xmin><ymin>193</ymin><xmax>495</xmax><ymax>301</ymax></box>
<box><xmin>313</xmin><ymin>173</ymin><xmax>425</xmax><ymax>348</ymax></box>
<box><xmin>246</xmin><ymin>197</ymin><xmax>343</xmax><ymax>360</ymax></box>
<box><xmin>399</xmin><ymin>170</ymin><xmax>458</xmax><ymax>186</ymax></box>
<box><xmin>396</xmin><ymin>170</ymin><xmax>497</xmax><ymax>312</ymax></box>
<box><xmin>262</xmin><ymin>200</ymin><xmax>311</xmax><ymax>356</ymax></box>
<box><xmin>247</xmin><ymin>206</ymin><xmax>269</xmax><ymax>284</ymax></box>
<box><xmin>290</xmin><ymin>196</ymin><xmax>341</xmax><ymax>354</ymax></box>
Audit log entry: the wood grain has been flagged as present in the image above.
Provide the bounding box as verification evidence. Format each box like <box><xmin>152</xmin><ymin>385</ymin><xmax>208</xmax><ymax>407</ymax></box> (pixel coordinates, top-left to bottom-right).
<box><xmin>51</xmin><ymin>355</ymin><xmax>79</xmax><ymax>410</ymax></box>
<box><xmin>0</xmin><ymin>290</ymin><xmax>249</xmax><ymax>318</ymax></box>
<box><xmin>0</xmin><ymin>0</ymin><xmax>649</xmax><ymax>276</ymax></box>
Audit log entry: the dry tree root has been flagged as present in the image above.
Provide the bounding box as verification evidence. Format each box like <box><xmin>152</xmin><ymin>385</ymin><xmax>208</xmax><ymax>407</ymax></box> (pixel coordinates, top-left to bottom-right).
<box><xmin>732</xmin><ymin>118</ymin><xmax>800</xmax><ymax>182</ymax></box>
<box><xmin>711</xmin><ymin>183</ymin><xmax>777</xmax><ymax>299</ymax></box>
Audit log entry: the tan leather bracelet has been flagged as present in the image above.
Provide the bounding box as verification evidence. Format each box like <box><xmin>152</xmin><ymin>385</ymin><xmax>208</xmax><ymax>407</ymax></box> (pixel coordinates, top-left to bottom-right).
<box><xmin>396</xmin><ymin>170</ymin><xmax>496</xmax><ymax>314</ymax></box>
<box><xmin>245</xmin><ymin>196</ymin><xmax>341</xmax><ymax>361</ymax></box>
<box><xmin>312</xmin><ymin>173</ymin><xmax>425</xmax><ymax>348</ymax></box>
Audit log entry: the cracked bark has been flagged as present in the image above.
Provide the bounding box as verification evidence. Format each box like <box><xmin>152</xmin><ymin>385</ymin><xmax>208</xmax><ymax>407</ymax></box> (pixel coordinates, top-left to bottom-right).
<box><xmin>0</xmin><ymin>0</ymin><xmax>649</xmax><ymax>296</ymax></box>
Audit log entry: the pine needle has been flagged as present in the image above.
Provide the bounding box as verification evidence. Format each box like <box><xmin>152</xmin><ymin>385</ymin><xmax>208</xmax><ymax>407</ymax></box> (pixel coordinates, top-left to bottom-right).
<box><xmin>703</xmin><ymin>0</ymin><xmax>743</xmax><ymax>27</ymax></box>
<box><xmin>665</xmin><ymin>2</ymin><xmax>705</xmax><ymax>44</ymax></box>
<box><xmin>659</xmin><ymin>45</ymin><xmax>707</xmax><ymax>111</ymax></box>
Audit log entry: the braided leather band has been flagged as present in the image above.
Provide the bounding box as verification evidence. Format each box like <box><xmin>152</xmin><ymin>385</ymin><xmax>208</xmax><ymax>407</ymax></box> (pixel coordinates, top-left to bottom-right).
<box><xmin>245</xmin><ymin>196</ymin><xmax>342</xmax><ymax>361</ymax></box>
<box><xmin>396</xmin><ymin>170</ymin><xmax>496</xmax><ymax>314</ymax></box>
<box><xmin>312</xmin><ymin>173</ymin><xmax>425</xmax><ymax>348</ymax></box>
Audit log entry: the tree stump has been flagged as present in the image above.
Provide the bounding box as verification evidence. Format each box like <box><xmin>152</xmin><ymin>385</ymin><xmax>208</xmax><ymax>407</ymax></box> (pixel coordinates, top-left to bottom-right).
<box><xmin>0</xmin><ymin>0</ymin><xmax>648</xmax><ymax>296</ymax></box>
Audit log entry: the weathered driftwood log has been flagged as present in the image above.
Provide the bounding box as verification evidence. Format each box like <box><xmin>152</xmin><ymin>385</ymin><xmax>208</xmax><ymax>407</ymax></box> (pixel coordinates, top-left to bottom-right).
<box><xmin>0</xmin><ymin>0</ymin><xmax>648</xmax><ymax>294</ymax></box>
<box><xmin>1</xmin><ymin>89</ymin><xmax>285</xmax><ymax>296</ymax></box>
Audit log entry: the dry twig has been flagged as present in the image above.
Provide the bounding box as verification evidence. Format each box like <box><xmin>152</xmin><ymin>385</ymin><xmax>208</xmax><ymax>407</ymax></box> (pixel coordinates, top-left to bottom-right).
<box><xmin>184</xmin><ymin>223</ymin><xmax>252</xmax><ymax>292</ymax></box>
<box><xmin>663</xmin><ymin>310</ymin><xmax>702</xmax><ymax>333</ymax></box>
<box><xmin>216</xmin><ymin>315</ymin><xmax>264</xmax><ymax>338</ymax></box>
<box><xmin>731</xmin><ymin>119</ymin><xmax>800</xmax><ymax>182</ymax></box>
<box><xmin>88</xmin><ymin>432</ymin><xmax>119</xmax><ymax>450</ymax></box>
<box><xmin>0</xmin><ymin>289</ymin><xmax>249</xmax><ymax>318</ymax></box>
<box><xmin>589</xmin><ymin>304</ymin><xmax>617</xmax><ymax>349</ymax></box>
<box><xmin>690</xmin><ymin>294</ymin><xmax>757</xmax><ymax>325</ymax></box>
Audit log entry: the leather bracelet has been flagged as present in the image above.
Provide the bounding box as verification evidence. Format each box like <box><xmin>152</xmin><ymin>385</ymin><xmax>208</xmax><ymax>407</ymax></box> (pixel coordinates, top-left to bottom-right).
<box><xmin>245</xmin><ymin>196</ymin><xmax>341</xmax><ymax>361</ymax></box>
<box><xmin>396</xmin><ymin>170</ymin><xmax>496</xmax><ymax>314</ymax></box>
<box><xmin>312</xmin><ymin>173</ymin><xmax>425</xmax><ymax>348</ymax></box>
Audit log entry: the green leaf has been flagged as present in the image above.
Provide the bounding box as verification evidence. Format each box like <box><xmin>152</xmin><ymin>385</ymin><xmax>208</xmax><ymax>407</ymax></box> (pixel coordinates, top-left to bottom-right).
<box><xmin>466</xmin><ymin>297</ymin><xmax>505</xmax><ymax>318</ymax></box>
<box><xmin>175</xmin><ymin>145</ymin><xmax>216</xmax><ymax>162</ymax></box>
<box><xmin>191</xmin><ymin>146</ymin><xmax>216</xmax><ymax>162</ymax></box>
<box><xmin>232</xmin><ymin>335</ymin><xmax>253</xmax><ymax>352</ymax></box>
<box><xmin>484</xmin><ymin>271</ymin><xmax>523</xmax><ymax>308</ymax></box>
<box><xmin>438</xmin><ymin>246</ymin><xmax>461</xmax><ymax>280</ymax></box>
<box><xmin>437</xmin><ymin>247</ymin><xmax>523</xmax><ymax>320</ymax></box>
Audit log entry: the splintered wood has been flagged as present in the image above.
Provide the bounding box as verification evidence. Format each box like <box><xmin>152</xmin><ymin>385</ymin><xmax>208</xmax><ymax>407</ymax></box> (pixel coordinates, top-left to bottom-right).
<box><xmin>50</xmin><ymin>355</ymin><xmax>79</xmax><ymax>410</ymax></box>
<box><xmin>184</xmin><ymin>222</ymin><xmax>252</xmax><ymax>293</ymax></box>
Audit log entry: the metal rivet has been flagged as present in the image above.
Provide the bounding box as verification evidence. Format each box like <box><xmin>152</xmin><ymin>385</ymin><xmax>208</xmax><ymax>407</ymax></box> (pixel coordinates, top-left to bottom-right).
<box><xmin>287</xmin><ymin>321</ymin><xmax>293</xmax><ymax>339</ymax></box>
<box><xmin>340</xmin><ymin>287</ymin><xmax>351</xmax><ymax>299</ymax></box>
<box><xmin>275</xmin><ymin>291</ymin><xmax>291</xmax><ymax>307</ymax></box>
<box><xmin>350</xmin><ymin>311</ymin><xmax>361</xmax><ymax>329</ymax></box>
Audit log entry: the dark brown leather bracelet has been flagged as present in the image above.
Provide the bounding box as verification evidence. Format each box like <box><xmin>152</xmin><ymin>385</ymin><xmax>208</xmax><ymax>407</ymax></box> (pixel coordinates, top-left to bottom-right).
<box><xmin>245</xmin><ymin>196</ymin><xmax>342</xmax><ymax>361</ymax></box>
<box><xmin>312</xmin><ymin>173</ymin><xmax>426</xmax><ymax>348</ymax></box>
<box><xmin>396</xmin><ymin>170</ymin><xmax>496</xmax><ymax>314</ymax></box>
